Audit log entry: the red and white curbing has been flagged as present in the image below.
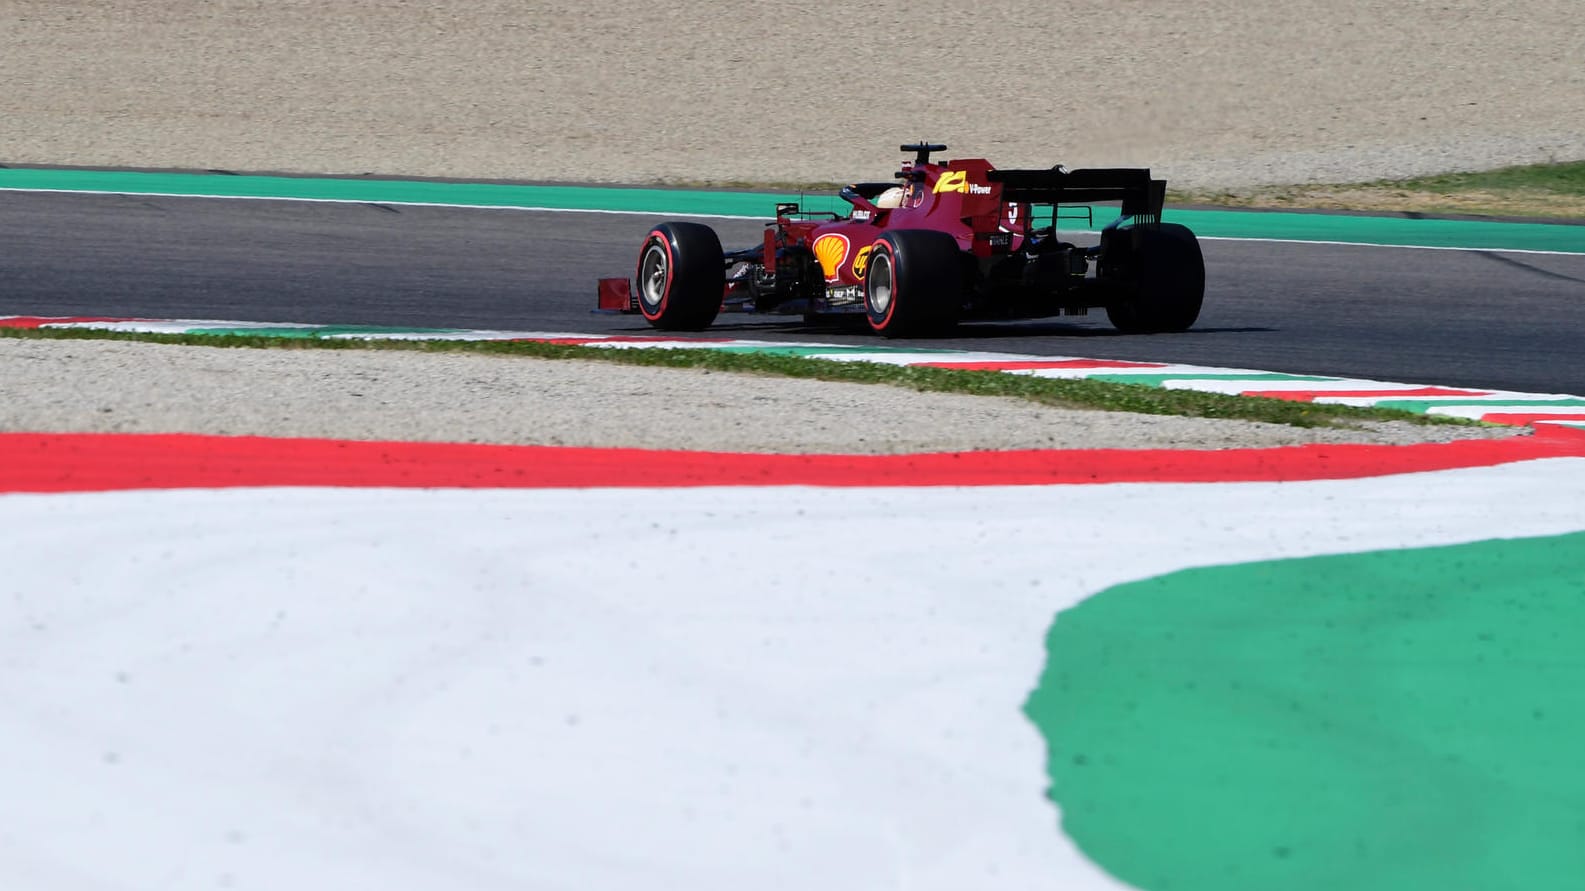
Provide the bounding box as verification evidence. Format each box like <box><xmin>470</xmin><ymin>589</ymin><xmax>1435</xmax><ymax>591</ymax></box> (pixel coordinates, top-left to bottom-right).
<box><xmin>6</xmin><ymin>315</ymin><xmax>1583</xmax><ymax>431</ymax></box>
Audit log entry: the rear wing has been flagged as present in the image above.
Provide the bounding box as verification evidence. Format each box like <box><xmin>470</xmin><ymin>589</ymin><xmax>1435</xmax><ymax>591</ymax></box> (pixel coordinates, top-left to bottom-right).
<box><xmin>986</xmin><ymin>168</ymin><xmax>1165</xmax><ymax>225</ymax></box>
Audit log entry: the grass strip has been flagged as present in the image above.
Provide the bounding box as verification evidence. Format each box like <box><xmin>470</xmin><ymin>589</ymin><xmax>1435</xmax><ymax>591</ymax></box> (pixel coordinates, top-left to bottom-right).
<box><xmin>1</xmin><ymin>325</ymin><xmax>1479</xmax><ymax>430</ymax></box>
<box><xmin>1387</xmin><ymin>160</ymin><xmax>1585</xmax><ymax>195</ymax></box>
<box><xmin>1175</xmin><ymin>160</ymin><xmax>1585</xmax><ymax>220</ymax></box>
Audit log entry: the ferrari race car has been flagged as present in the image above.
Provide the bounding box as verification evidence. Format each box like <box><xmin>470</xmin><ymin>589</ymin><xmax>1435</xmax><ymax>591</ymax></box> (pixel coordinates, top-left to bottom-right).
<box><xmin>596</xmin><ymin>143</ymin><xmax>1204</xmax><ymax>336</ymax></box>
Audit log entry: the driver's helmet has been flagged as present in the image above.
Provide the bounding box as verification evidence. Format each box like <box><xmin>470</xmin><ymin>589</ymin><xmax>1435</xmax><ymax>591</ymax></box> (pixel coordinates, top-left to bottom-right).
<box><xmin>874</xmin><ymin>186</ymin><xmax>906</xmax><ymax>209</ymax></box>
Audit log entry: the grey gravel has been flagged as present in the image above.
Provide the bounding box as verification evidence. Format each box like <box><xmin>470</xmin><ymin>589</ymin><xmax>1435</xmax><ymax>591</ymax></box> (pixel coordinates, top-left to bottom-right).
<box><xmin>0</xmin><ymin>3</ymin><xmax>1561</xmax><ymax>451</ymax></box>
<box><xmin>2</xmin><ymin>1</ymin><xmax>1580</xmax><ymax>190</ymax></box>
<box><xmin>0</xmin><ymin>340</ymin><xmax>1517</xmax><ymax>453</ymax></box>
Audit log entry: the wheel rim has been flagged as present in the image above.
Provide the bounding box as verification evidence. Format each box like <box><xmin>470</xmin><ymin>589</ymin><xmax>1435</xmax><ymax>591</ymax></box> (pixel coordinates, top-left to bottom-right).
<box><xmin>639</xmin><ymin>242</ymin><xmax>669</xmax><ymax>309</ymax></box>
<box><xmin>868</xmin><ymin>253</ymin><xmax>893</xmax><ymax>316</ymax></box>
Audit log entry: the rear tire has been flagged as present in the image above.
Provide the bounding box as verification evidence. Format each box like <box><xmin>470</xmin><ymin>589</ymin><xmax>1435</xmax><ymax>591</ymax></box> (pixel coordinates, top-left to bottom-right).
<box><xmin>1102</xmin><ymin>223</ymin><xmax>1205</xmax><ymax>333</ymax></box>
<box><xmin>863</xmin><ymin>230</ymin><xmax>962</xmax><ymax>337</ymax></box>
<box><xmin>635</xmin><ymin>222</ymin><xmax>724</xmax><ymax>331</ymax></box>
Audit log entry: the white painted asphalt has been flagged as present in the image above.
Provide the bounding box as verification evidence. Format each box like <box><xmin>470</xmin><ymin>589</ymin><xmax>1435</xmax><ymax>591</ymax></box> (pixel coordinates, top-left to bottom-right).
<box><xmin>5</xmin><ymin>458</ymin><xmax>1585</xmax><ymax>891</ymax></box>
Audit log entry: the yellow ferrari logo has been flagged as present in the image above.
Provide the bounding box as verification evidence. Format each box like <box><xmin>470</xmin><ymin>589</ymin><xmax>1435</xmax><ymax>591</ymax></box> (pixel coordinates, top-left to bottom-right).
<box><xmin>852</xmin><ymin>244</ymin><xmax>874</xmax><ymax>278</ymax></box>
<box><xmin>933</xmin><ymin>171</ymin><xmax>968</xmax><ymax>194</ymax></box>
<box><xmin>933</xmin><ymin>170</ymin><xmax>993</xmax><ymax>196</ymax></box>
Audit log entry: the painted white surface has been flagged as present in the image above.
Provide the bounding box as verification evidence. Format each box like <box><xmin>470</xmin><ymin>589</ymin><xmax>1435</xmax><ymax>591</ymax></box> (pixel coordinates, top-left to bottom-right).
<box><xmin>1011</xmin><ymin>364</ymin><xmax>1297</xmax><ymax>380</ymax></box>
<box><xmin>4</xmin><ymin>460</ymin><xmax>1585</xmax><ymax>891</ymax></box>
<box><xmin>1160</xmin><ymin>379</ymin><xmax>1450</xmax><ymax>395</ymax></box>
<box><xmin>1314</xmin><ymin>393</ymin><xmax>1580</xmax><ymax>408</ymax></box>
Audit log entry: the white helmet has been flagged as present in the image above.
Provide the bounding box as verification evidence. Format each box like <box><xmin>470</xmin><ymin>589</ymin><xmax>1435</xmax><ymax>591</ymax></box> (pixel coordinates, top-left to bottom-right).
<box><xmin>875</xmin><ymin>187</ymin><xmax>906</xmax><ymax>209</ymax></box>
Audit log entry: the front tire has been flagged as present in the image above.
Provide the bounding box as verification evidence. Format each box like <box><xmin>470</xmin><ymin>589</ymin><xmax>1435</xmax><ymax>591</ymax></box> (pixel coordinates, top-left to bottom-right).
<box><xmin>864</xmin><ymin>230</ymin><xmax>962</xmax><ymax>337</ymax></box>
<box><xmin>1102</xmin><ymin>222</ymin><xmax>1205</xmax><ymax>333</ymax></box>
<box><xmin>635</xmin><ymin>222</ymin><xmax>724</xmax><ymax>331</ymax></box>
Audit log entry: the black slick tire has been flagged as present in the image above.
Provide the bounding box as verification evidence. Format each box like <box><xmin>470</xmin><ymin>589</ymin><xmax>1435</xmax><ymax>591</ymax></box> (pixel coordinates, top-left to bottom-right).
<box><xmin>863</xmin><ymin>230</ymin><xmax>961</xmax><ymax>337</ymax></box>
<box><xmin>1102</xmin><ymin>222</ymin><xmax>1205</xmax><ymax>333</ymax></box>
<box><xmin>635</xmin><ymin>222</ymin><xmax>725</xmax><ymax>331</ymax></box>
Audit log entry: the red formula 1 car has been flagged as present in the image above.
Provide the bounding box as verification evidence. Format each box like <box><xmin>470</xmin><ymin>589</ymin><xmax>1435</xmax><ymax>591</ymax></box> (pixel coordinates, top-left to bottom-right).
<box><xmin>597</xmin><ymin>143</ymin><xmax>1204</xmax><ymax>336</ymax></box>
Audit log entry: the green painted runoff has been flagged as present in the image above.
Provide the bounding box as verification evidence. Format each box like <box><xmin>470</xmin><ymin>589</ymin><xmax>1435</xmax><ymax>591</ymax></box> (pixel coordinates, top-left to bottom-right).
<box><xmin>1024</xmin><ymin>531</ymin><xmax>1585</xmax><ymax>891</ymax></box>
<box><xmin>1</xmin><ymin>167</ymin><xmax>1580</xmax><ymax>254</ymax></box>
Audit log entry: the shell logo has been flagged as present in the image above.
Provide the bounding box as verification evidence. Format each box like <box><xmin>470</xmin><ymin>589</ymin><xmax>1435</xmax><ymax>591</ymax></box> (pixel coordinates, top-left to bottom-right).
<box><xmin>812</xmin><ymin>234</ymin><xmax>850</xmax><ymax>281</ymax></box>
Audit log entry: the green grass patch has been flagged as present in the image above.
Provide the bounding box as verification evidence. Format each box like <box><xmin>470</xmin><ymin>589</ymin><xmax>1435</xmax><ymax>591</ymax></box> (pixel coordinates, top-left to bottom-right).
<box><xmin>1</xmin><ymin>325</ymin><xmax>1479</xmax><ymax>431</ymax></box>
<box><xmin>1175</xmin><ymin>160</ymin><xmax>1585</xmax><ymax>220</ymax></box>
<box><xmin>1380</xmin><ymin>159</ymin><xmax>1585</xmax><ymax>195</ymax></box>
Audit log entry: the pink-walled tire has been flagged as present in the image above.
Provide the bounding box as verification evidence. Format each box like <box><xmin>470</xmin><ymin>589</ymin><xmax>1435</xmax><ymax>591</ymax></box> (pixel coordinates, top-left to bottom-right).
<box><xmin>635</xmin><ymin>222</ymin><xmax>724</xmax><ymax>331</ymax></box>
<box><xmin>863</xmin><ymin>230</ymin><xmax>962</xmax><ymax>337</ymax></box>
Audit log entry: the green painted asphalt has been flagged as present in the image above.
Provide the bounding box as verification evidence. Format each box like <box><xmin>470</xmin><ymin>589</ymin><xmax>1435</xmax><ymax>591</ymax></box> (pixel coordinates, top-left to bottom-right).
<box><xmin>0</xmin><ymin>167</ymin><xmax>825</xmax><ymax>219</ymax></box>
<box><xmin>1373</xmin><ymin>397</ymin><xmax>1585</xmax><ymax>413</ymax></box>
<box><xmin>1024</xmin><ymin>531</ymin><xmax>1585</xmax><ymax>891</ymax></box>
<box><xmin>1</xmin><ymin>167</ymin><xmax>1580</xmax><ymax>254</ymax></box>
<box><xmin>1087</xmin><ymin>372</ymin><xmax>1339</xmax><ymax>387</ymax></box>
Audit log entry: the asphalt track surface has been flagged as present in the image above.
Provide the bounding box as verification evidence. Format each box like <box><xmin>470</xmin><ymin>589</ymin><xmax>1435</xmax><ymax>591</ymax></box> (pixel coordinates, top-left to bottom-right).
<box><xmin>4</xmin><ymin>190</ymin><xmax>1583</xmax><ymax>395</ymax></box>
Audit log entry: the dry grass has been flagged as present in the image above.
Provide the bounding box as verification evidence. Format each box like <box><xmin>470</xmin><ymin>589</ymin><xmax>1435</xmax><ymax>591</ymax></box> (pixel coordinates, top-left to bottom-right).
<box><xmin>1176</xmin><ymin>161</ymin><xmax>1585</xmax><ymax>220</ymax></box>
